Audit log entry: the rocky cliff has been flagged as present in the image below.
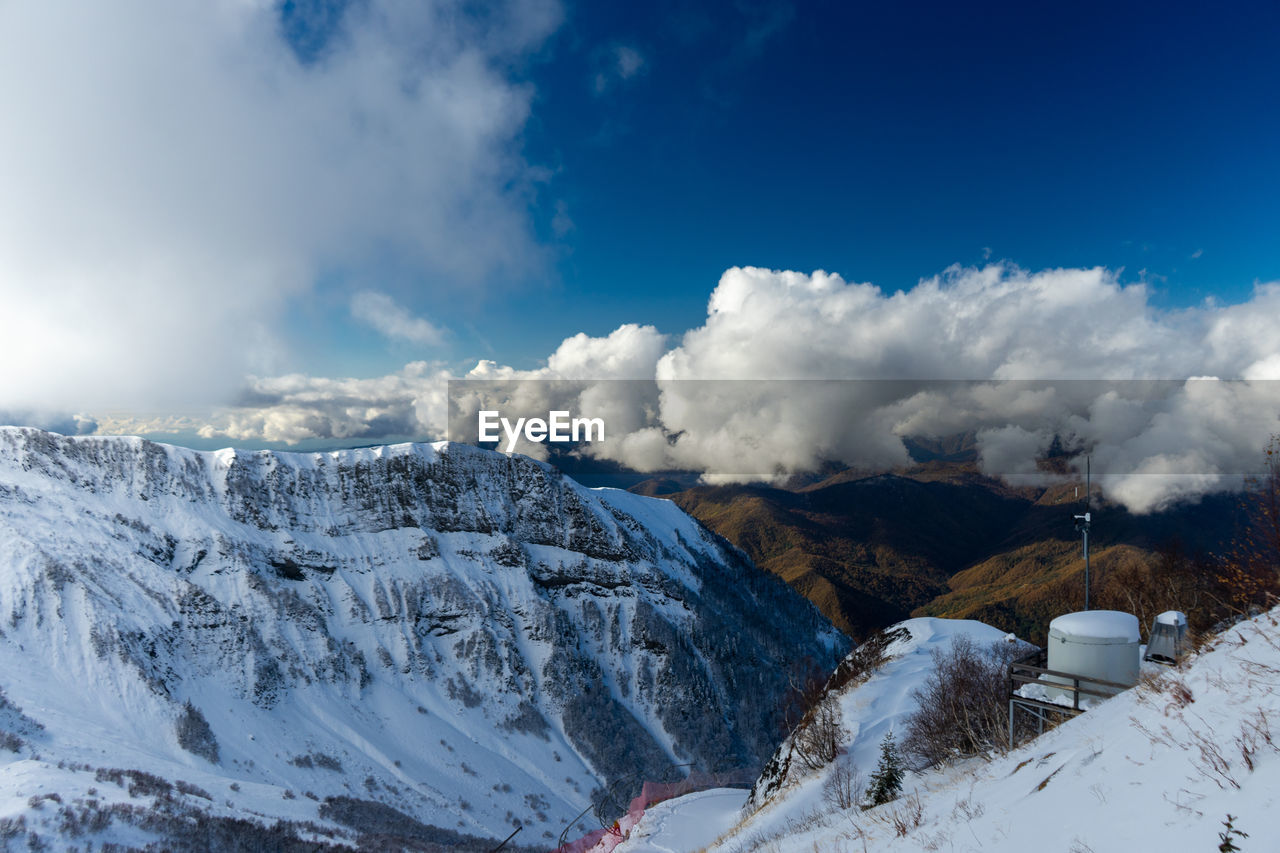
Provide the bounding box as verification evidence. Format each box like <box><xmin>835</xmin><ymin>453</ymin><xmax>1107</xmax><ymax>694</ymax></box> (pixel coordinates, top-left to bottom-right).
<box><xmin>0</xmin><ymin>428</ymin><xmax>843</xmax><ymax>848</ymax></box>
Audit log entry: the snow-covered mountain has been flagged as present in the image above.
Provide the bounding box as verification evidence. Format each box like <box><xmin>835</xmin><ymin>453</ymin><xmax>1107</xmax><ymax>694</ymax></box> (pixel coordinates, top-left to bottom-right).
<box><xmin>0</xmin><ymin>427</ymin><xmax>843</xmax><ymax>849</ymax></box>
<box><xmin>740</xmin><ymin>617</ymin><xmax>1021</xmax><ymax>818</ymax></box>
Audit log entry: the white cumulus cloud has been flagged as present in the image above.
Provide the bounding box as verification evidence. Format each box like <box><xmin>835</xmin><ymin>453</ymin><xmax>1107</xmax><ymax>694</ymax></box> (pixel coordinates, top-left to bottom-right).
<box><xmin>196</xmin><ymin>362</ymin><xmax>452</xmax><ymax>445</ymax></box>
<box><xmin>626</xmin><ymin>265</ymin><xmax>1280</xmax><ymax>509</ymax></box>
<box><xmin>91</xmin><ymin>264</ymin><xmax>1280</xmax><ymax>512</ymax></box>
<box><xmin>0</xmin><ymin>0</ymin><xmax>560</xmax><ymax>413</ymax></box>
<box><xmin>350</xmin><ymin>292</ymin><xmax>447</xmax><ymax>346</ymax></box>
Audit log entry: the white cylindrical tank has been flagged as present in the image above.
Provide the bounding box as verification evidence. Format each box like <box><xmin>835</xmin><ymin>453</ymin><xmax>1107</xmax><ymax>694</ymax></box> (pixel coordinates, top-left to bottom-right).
<box><xmin>1047</xmin><ymin>611</ymin><xmax>1140</xmax><ymax>699</ymax></box>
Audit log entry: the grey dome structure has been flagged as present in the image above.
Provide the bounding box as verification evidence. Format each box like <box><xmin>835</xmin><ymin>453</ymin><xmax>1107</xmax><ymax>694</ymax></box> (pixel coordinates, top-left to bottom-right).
<box><xmin>1144</xmin><ymin>610</ymin><xmax>1188</xmax><ymax>665</ymax></box>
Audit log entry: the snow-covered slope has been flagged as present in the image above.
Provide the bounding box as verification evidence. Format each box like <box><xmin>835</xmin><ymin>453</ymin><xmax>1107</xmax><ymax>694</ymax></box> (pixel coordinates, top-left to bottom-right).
<box><xmin>0</xmin><ymin>427</ymin><xmax>843</xmax><ymax>849</ymax></box>
<box><xmin>726</xmin><ymin>618</ymin><xmax>1017</xmax><ymax>838</ymax></box>
<box><xmin>703</xmin><ymin>610</ymin><xmax>1280</xmax><ymax>852</ymax></box>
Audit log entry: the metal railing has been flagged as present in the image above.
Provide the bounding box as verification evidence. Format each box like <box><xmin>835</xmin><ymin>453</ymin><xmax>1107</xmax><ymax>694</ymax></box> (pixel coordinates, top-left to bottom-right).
<box><xmin>1006</xmin><ymin>649</ymin><xmax>1132</xmax><ymax>748</ymax></box>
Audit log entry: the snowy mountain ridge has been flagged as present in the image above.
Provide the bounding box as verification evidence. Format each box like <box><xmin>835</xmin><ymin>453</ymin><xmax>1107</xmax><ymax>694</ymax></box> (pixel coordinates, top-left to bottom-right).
<box><xmin>0</xmin><ymin>427</ymin><xmax>843</xmax><ymax>849</ymax></box>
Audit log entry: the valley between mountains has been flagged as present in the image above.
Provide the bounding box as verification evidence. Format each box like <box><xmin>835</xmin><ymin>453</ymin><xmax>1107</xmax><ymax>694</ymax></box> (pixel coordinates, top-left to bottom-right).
<box><xmin>0</xmin><ymin>426</ymin><xmax>1262</xmax><ymax>851</ymax></box>
<box><xmin>659</xmin><ymin>458</ymin><xmax>1247</xmax><ymax>644</ymax></box>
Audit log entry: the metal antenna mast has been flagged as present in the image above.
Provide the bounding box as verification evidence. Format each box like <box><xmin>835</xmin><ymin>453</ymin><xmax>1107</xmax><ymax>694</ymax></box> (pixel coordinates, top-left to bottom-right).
<box><xmin>1073</xmin><ymin>456</ymin><xmax>1092</xmax><ymax>610</ymax></box>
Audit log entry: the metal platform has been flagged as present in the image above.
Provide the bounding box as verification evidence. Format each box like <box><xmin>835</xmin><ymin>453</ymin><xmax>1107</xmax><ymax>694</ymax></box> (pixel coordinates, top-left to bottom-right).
<box><xmin>1006</xmin><ymin>648</ymin><xmax>1132</xmax><ymax>748</ymax></box>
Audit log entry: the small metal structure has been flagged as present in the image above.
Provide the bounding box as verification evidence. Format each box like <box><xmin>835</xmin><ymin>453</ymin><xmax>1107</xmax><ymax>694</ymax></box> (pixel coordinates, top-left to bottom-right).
<box><xmin>1073</xmin><ymin>456</ymin><xmax>1092</xmax><ymax>610</ymax></box>
<box><xmin>488</xmin><ymin>825</ymin><xmax>522</xmax><ymax>853</ymax></box>
<box><xmin>555</xmin><ymin>762</ymin><xmax>697</xmax><ymax>852</ymax></box>
<box><xmin>1144</xmin><ymin>610</ymin><xmax>1188</xmax><ymax>665</ymax></box>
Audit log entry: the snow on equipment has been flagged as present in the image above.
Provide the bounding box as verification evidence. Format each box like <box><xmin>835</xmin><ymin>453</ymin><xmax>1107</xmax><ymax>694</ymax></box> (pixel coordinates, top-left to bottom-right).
<box><xmin>1047</xmin><ymin>610</ymin><xmax>1141</xmax><ymax>698</ymax></box>
<box><xmin>1144</xmin><ymin>610</ymin><xmax>1188</xmax><ymax>665</ymax></box>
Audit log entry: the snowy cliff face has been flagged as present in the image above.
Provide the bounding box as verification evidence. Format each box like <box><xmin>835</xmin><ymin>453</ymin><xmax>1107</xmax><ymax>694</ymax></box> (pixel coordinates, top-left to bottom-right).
<box><xmin>0</xmin><ymin>428</ymin><xmax>843</xmax><ymax>847</ymax></box>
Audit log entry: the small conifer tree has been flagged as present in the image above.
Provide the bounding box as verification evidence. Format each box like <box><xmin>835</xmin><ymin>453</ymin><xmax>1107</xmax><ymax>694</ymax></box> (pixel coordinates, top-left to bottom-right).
<box><xmin>1218</xmin><ymin>814</ymin><xmax>1248</xmax><ymax>852</ymax></box>
<box><xmin>864</xmin><ymin>730</ymin><xmax>904</xmax><ymax>807</ymax></box>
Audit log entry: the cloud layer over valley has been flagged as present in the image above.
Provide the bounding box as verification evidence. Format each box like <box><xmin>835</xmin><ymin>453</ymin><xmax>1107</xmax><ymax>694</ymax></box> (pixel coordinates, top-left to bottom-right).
<box><xmin>104</xmin><ymin>263</ymin><xmax>1280</xmax><ymax>513</ymax></box>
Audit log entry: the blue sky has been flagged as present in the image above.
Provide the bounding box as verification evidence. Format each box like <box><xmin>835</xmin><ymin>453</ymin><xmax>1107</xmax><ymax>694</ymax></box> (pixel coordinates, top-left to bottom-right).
<box><xmin>0</xmin><ymin>0</ymin><xmax>1278</xmax><ymax>459</ymax></box>
<box><xmin>430</xmin><ymin>0</ymin><xmax>1280</xmax><ymax>368</ymax></box>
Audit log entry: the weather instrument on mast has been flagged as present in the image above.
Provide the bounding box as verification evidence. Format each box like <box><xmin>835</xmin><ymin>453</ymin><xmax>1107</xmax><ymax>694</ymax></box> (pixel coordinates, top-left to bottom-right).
<box><xmin>1073</xmin><ymin>456</ymin><xmax>1092</xmax><ymax>610</ymax></box>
